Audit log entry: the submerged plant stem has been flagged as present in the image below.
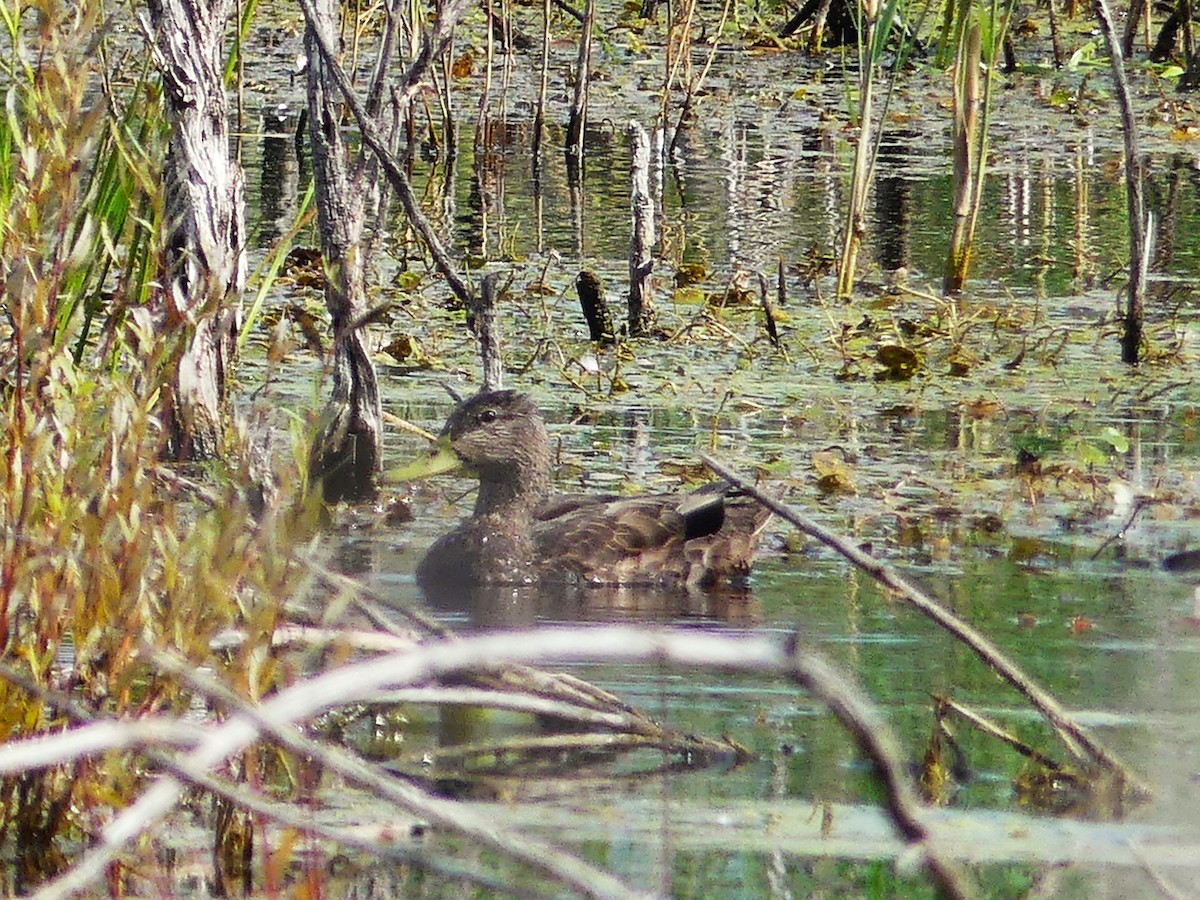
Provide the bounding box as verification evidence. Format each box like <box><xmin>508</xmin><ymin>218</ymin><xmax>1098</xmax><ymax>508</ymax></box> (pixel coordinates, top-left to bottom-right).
<box><xmin>1093</xmin><ymin>0</ymin><xmax>1148</xmax><ymax>365</ymax></box>
<box><xmin>837</xmin><ymin>39</ymin><xmax>876</xmax><ymax>299</ymax></box>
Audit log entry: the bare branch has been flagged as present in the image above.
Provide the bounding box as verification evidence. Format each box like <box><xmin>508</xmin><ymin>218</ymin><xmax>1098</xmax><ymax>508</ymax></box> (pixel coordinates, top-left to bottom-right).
<box><xmin>32</xmin><ymin>627</ymin><xmax>972</xmax><ymax>899</ymax></box>
<box><xmin>700</xmin><ymin>451</ymin><xmax>1152</xmax><ymax>801</ymax></box>
<box><xmin>0</xmin><ymin>720</ymin><xmax>203</xmax><ymax>774</ymax></box>
<box><xmin>297</xmin><ymin>0</ymin><xmax>475</xmax><ymax>306</ymax></box>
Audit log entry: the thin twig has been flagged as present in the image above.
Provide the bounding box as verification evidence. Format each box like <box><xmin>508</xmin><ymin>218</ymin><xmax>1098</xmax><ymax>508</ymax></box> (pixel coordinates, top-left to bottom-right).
<box><xmin>0</xmin><ymin>719</ymin><xmax>203</xmax><ymax>775</ymax></box>
<box><xmin>382</xmin><ymin>410</ymin><xmax>438</xmax><ymax>443</ymax></box>
<box><xmin>933</xmin><ymin>695</ymin><xmax>1065</xmax><ymax>772</ymax></box>
<box><xmin>363</xmin><ymin>686</ymin><xmax>647</xmax><ymax>726</ymax></box>
<box><xmin>1093</xmin><ymin>0</ymin><xmax>1147</xmax><ymax>364</ymax></box>
<box><xmin>156</xmin><ymin>742</ymin><xmax>536</xmax><ymax>897</ymax></box>
<box><xmin>552</xmin><ymin>0</ymin><xmax>583</xmax><ymax>22</ymax></box>
<box><xmin>783</xmin><ymin>643</ymin><xmax>975</xmax><ymax>900</ymax></box>
<box><xmin>1090</xmin><ymin>495</ymin><xmax>1152</xmax><ymax>561</ymax></box>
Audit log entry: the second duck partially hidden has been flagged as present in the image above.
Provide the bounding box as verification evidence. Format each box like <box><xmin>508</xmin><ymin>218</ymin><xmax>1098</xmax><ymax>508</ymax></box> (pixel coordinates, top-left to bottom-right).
<box><xmin>391</xmin><ymin>390</ymin><xmax>772</xmax><ymax>596</ymax></box>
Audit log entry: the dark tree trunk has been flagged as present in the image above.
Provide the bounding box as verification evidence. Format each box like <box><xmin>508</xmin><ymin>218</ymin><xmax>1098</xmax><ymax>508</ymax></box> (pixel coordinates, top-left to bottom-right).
<box><xmin>565</xmin><ymin>0</ymin><xmax>594</xmax><ymax>168</ymax></box>
<box><xmin>1123</xmin><ymin>0</ymin><xmax>1146</xmax><ymax>58</ymax></box>
<box><xmin>305</xmin><ymin>0</ymin><xmax>384</xmax><ymax>503</ymax></box>
<box><xmin>147</xmin><ymin>0</ymin><xmax>246</xmax><ymax>461</ymax></box>
<box><xmin>471</xmin><ymin>273</ymin><xmax>505</xmax><ymax>392</ymax></box>
<box><xmin>576</xmin><ymin>270</ymin><xmax>615</xmax><ymax>343</ymax></box>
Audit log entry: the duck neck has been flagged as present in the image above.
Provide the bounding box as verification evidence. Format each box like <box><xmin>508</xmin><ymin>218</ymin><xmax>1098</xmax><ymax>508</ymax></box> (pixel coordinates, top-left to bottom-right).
<box><xmin>474</xmin><ymin>468</ymin><xmax>550</xmax><ymax>519</ymax></box>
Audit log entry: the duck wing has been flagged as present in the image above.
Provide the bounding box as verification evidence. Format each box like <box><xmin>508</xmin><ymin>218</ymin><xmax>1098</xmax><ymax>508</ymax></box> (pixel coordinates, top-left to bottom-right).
<box><xmin>532</xmin><ymin>483</ymin><xmax>771</xmax><ymax>587</ymax></box>
<box><xmin>533</xmin><ymin>492</ymin><xmax>623</xmax><ymax>521</ymax></box>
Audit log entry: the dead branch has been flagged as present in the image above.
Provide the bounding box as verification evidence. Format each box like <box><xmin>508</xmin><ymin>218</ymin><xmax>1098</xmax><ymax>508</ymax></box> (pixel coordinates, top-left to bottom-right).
<box><xmin>297</xmin><ymin>0</ymin><xmax>475</xmax><ymax>307</ymax></box>
<box><xmin>933</xmin><ymin>694</ymin><xmax>1065</xmax><ymax>772</ymax></box>
<box><xmin>392</xmin><ymin>729</ymin><xmax>732</xmax><ymax>772</ymax></box>
<box><xmin>700</xmin><ymin>452</ymin><xmax>1152</xmax><ymax>801</ymax></box>
<box><xmin>28</xmin><ymin>628</ymin><xmax>974</xmax><ymax>899</ymax></box>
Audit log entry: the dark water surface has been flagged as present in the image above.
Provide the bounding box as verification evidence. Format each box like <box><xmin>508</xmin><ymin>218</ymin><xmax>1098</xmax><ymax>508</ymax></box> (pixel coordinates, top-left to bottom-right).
<box><xmin>234</xmin><ymin>28</ymin><xmax>1200</xmax><ymax>896</ymax></box>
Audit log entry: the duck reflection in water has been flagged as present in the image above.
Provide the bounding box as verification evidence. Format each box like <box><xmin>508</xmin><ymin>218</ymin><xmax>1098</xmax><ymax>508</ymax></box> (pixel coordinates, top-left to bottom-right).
<box><xmin>390</xmin><ymin>390</ymin><xmax>772</xmax><ymax>624</ymax></box>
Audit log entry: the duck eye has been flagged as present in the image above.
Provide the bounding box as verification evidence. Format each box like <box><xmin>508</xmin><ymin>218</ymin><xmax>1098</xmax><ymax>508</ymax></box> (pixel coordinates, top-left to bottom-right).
<box><xmin>478</xmin><ymin>409</ymin><xmax>497</xmax><ymax>424</ymax></box>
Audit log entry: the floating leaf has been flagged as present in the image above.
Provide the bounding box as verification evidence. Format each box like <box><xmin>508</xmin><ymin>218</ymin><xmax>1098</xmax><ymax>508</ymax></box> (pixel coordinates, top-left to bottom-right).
<box><xmin>1047</xmin><ymin>88</ymin><xmax>1074</xmax><ymax>109</ymax></box>
<box><xmin>706</xmin><ymin>286</ymin><xmax>755</xmax><ymax>307</ymax></box>
<box><xmin>948</xmin><ymin>355</ymin><xmax>972</xmax><ymax>377</ymax></box>
<box><xmin>395</xmin><ymin>270</ymin><xmax>422</xmax><ymax>291</ymax></box>
<box><xmin>674</xmin><ymin>263</ymin><xmax>708</xmax><ymax>287</ymax></box>
<box><xmin>1069</xmin><ymin>615</ymin><xmax>1095</xmax><ymax>635</ymax></box>
<box><xmin>972</xmin><ymin>513</ymin><xmax>1005</xmax><ymax>534</ymax></box>
<box><xmin>1014</xmin><ymin>432</ymin><xmax>1061</xmax><ymax>459</ymax></box>
<box><xmin>672</xmin><ymin>286</ymin><xmax>706</xmax><ymax>306</ymax></box>
<box><xmin>875</xmin><ymin>344</ymin><xmax>921</xmax><ymax>381</ymax></box>
<box><xmin>382</xmin><ymin>333</ymin><xmax>432</xmax><ymax>370</ymax></box>
<box><xmin>659</xmin><ymin>461</ymin><xmax>711</xmax><ymax>484</ymax></box>
<box><xmin>383</xmin><ymin>498</ymin><xmax>415</xmax><ymax>526</ymax></box>
<box><xmin>1015</xmin><ymin>764</ymin><xmax>1098</xmax><ymax>814</ymax></box>
<box><xmin>1099</xmin><ymin>426</ymin><xmax>1129</xmax><ymax>454</ymax></box>
<box><xmin>1015</xmin><ymin>447</ymin><xmax>1042</xmax><ymax>475</ymax></box>
<box><xmin>753</xmin><ymin>455</ymin><xmax>792</xmax><ymax>478</ymax></box>
<box><xmin>813</xmin><ymin>450</ymin><xmax>856</xmax><ymax>495</ymax></box>
<box><xmin>1015</xmin><ymin>17</ymin><xmax>1039</xmax><ymax>36</ymax></box>
<box><xmin>963</xmin><ymin>398</ymin><xmax>1001</xmax><ymax>419</ymax></box>
<box><xmin>1074</xmin><ymin>442</ymin><xmax>1107</xmax><ymax>467</ymax></box>
<box><xmin>281</xmin><ymin>246</ymin><xmax>325</xmax><ymax>288</ymax></box>
<box><xmin>451</xmin><ymin>51</ymin><xmax>475</xmax><ymax>79</ymax></box>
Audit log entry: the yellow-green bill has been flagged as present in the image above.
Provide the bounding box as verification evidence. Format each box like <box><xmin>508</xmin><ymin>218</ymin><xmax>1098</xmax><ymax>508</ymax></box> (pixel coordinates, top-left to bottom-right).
<box><xmin>384</xmin><ymin>441</ymin><xmax>463</xmax><ymax>482</ymax></box>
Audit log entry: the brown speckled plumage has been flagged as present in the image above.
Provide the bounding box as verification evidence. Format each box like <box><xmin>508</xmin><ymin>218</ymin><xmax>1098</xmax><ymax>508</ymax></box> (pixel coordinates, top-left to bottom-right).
<box><xmin>411</xmin><ymin>391</ymin><xmax>772</xmax><ymax>593</ymax></box>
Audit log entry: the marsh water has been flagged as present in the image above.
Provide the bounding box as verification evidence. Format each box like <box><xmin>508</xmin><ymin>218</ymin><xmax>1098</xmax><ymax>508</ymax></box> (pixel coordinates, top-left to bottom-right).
<box><xmin>232</xmin><ymin>23</ymin><xmax>1200</xmax><ymax>897</ymax></box>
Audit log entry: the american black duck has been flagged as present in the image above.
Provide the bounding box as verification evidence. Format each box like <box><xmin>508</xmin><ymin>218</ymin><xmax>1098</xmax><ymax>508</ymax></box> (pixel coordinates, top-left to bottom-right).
<box><xmin>391</xmin><ymin>390</ymin><xmax>772</xmax><ymax>593</ymax></box>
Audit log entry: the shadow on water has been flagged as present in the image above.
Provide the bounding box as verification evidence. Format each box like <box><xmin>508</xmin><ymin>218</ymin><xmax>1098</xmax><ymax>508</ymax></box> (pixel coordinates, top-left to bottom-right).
<box><xmin>416</xmin><ymin>580</ymin><xmax>764</xmax><ymax>629</ymax></box>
